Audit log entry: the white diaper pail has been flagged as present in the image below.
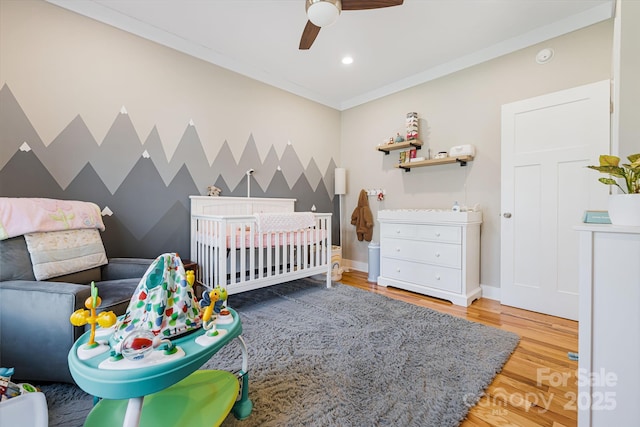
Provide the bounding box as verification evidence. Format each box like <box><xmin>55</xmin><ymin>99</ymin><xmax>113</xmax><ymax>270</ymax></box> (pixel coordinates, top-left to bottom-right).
<box><xmin>367</xmin><ymin>242</ymin><xmax>380</xmax><ymax>283</ymax></box>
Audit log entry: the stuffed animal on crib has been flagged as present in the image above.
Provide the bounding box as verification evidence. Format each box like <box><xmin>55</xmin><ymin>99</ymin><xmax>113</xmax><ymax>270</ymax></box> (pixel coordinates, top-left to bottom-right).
<box><xmin>207</xmin><ymin>185</ymin><xmax>222</xmax><ymax>197</ymax></box>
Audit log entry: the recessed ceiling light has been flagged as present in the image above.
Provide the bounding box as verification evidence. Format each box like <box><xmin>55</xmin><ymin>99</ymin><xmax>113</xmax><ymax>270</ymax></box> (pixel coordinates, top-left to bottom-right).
<box><xmin>341</xmin><ymin>56</ymin><xmax>353</xmax><ymax>65</ymax></box>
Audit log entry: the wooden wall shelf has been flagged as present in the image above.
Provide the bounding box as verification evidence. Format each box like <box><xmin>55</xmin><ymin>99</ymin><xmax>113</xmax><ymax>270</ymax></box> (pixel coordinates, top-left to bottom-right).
<box><xmin>396</xmin><ymin>155</ymin><xmax>474</xmax><ymax>172</ymax></box>
<box><xmin>376</xmin><ymin>139</ymin><xmax>423</xmax><ymax>154</ymax></box>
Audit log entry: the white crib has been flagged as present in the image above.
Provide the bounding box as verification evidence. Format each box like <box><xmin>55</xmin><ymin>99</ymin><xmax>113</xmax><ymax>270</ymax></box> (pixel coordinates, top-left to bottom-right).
<box><xmin>190</xmin><ymin>196</ymin><xmax>332</xmax><ymax>295</ymax></box>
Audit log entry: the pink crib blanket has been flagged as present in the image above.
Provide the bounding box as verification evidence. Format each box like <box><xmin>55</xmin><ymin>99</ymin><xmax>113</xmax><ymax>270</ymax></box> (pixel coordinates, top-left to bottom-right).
<box><xmin>0</xmin><ymin>197</ymin><xmax>105</xmax><ymax>240</ymax></box>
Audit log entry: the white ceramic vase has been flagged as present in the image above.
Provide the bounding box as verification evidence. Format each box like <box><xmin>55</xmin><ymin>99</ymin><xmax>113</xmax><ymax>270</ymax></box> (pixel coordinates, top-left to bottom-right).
<box><xmin>608</xmin><ymin>194</ymin><xmax>640</xmax><ymax>226</ymax></box>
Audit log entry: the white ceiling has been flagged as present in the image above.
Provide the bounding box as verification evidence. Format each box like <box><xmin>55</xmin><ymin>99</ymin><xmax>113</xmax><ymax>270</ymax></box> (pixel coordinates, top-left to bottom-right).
<box><xmin>47</xmin><ymin>0</ymin><xmax>615</xmax><ymax>111</ymax></box>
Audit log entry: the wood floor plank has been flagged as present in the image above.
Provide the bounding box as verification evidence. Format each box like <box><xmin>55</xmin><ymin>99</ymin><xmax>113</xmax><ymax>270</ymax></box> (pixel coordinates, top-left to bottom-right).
<box><xmin>340</xmin><ymin>271</ymin><xmax>578</xmax><ymax>427</ymax></box>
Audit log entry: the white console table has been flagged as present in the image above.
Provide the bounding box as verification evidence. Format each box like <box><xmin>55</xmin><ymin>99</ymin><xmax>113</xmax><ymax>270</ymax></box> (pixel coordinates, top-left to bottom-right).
<box><xmin>576</xmin><ymin>224</ymin><xmax>640</xmax><ymax>426</ymax></box>
<box><xmin>377</xmin><ymin>209</ymin><xmax>482</xmax><ymax>306</ymax></box>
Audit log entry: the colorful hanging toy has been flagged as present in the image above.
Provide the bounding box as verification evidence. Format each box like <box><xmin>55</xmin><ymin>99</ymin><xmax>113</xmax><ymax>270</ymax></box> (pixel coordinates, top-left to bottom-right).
<box><xmin>70</xmin><ymin>282</ymin><xmax>117</xmax><ymax>348</ymax></box>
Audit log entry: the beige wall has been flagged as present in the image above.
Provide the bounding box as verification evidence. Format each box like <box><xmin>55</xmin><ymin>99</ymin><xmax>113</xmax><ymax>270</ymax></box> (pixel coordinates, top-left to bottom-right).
<box><xmin>340</xmin><ymin>20</ymin><xmax>614</xmax><ymax>288</ymax></box>
<box><xmin>1</xmin><ymin>1</ymin><xmax>621</xmax><ymax>290</ymax></box>
<box><xmin>0</xmin><ymin>0</ymin><xmax>341</xmax><ymax>172</ymax></box>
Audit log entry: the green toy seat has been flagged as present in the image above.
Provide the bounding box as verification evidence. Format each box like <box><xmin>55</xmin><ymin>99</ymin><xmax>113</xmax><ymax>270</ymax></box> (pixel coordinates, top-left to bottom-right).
<box><xmin>84</xmin><ymin>370</ymin><xmax>239</xmax><ymax>427</ymax></box>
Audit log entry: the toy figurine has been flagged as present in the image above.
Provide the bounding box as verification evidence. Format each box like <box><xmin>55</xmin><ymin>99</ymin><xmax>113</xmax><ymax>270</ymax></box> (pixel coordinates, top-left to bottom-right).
<box><xmin>200</xmin><ymin>286</ymin><xmax>228</xmax><ymax>336</ymax></box>
<box><xmin>201</xmin><ymin>288</ymin><xmax>220</xmax><ymax>336</ymax></box>
<box><xmin>70</xmin><ymin>282</ymin><xmax>117</xmax><ymax>349</ymax></box>
<box><xmin>200</xmin><ymin>285</ymin><xmax>228</xmax><ymax>315</ymax></box>
<box><xmin>215</xmin><ymin>287</ymin><xmax>228</xmax><ymax>314</ymax></box>
<box><xmin>186</xmin><ymin>269</ymin><xmax>195</xmax><ymax>287</ymax></box>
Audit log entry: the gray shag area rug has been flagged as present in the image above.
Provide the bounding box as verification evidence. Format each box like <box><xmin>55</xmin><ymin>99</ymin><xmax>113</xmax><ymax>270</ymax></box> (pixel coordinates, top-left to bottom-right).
<box><xmin>41</xmin><ymin>278</ymin><xmax>519</xmax><ymax>427</ymax></box>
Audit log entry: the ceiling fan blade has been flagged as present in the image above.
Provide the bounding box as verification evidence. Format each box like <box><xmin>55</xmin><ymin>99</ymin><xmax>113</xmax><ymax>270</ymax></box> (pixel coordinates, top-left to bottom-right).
<box><xmin>342</xmin><ymin>0</ymin><xmax>403</xmax><ymax>10</ymax></box>
<box><xmin>299</xmin><ymin>20</ymin><xmax>321</xmax><ymax>50</ymax></box>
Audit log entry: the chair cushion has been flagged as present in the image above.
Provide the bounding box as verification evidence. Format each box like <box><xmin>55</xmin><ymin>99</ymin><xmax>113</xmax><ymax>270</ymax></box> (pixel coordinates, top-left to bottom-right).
<box><xmin>0</xmin><ymin>236</ymin><xmax>36</xmax><ymax>281</ymax></box>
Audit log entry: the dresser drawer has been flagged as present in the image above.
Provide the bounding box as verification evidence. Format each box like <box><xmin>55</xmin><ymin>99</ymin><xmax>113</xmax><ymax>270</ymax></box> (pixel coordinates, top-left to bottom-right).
<box><xmin>380</xmin><ymin>223</ymin><xmax>461</xmax><ymax>244</ymax></box>
<box><xmin>380</xmin><ymin>257</ymin><xmax>462</xmax><ymax>293</ymax></box>
<box><xmin>380</xmin><ymin>237</ymin><xmax>461</xmax><ymax>268</ymax></box>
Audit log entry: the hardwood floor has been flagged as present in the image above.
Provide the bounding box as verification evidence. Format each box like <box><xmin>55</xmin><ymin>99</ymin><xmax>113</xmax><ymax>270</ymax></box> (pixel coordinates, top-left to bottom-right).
<box><xmin>340</xmin><ymin>270</ymin><xmax>579</xmax><ymax>427</ymax></box>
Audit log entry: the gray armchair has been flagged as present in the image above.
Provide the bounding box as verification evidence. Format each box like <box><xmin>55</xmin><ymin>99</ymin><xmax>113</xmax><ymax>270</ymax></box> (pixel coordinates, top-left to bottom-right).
<box><xmin>0</xmin><ymin>236</ymin><xmax>153</xmax><ymax>384</ymax></box>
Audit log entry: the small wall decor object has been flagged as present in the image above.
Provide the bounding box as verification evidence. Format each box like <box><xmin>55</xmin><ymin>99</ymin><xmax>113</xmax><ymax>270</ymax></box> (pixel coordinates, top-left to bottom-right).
<box><xmin>406</xmin><ymin>112</ymin><xmax>419</xmax><ymax>141</ymax></box>
<box><xmin>394</xmin><ymin>133</ymin><xmax>405</xmax><ymax>143</ymax></box>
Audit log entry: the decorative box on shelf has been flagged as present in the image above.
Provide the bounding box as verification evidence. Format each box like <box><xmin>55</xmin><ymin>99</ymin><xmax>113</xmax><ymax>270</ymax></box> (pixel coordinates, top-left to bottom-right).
<box><xmin>376</xmin><ymin>139</ymin><xmax>423</xmax><ymax>154</ymax></box>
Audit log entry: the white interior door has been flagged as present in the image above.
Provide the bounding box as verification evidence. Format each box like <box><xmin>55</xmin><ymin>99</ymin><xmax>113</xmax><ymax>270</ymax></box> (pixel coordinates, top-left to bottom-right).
<box><xmin>501</xmin><ymin>80</ymin><xmax>610</xmax><ymax>320</ymax></box>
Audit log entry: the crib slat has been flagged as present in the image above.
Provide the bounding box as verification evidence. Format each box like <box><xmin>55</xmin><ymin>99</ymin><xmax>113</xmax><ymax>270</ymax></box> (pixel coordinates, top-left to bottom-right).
<box><xmin>249</xmin><ymin>221</ymin><xmax>256</xmax><ymax>280</ymax></box>
<box><xmin>258</xmin><ymin>227</ymin><xmax>265</xmax><ymax>279</ymax></box>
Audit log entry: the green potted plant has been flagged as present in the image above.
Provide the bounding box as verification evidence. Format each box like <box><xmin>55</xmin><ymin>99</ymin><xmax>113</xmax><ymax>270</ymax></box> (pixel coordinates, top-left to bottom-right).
<box><xmin>588</xmin><ymin>153</ymin><xmax>640</xmax><ymax>226</ymax></box>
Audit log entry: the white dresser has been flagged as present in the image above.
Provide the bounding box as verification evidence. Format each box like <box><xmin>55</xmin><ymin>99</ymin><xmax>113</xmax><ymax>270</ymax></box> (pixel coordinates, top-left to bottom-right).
<box><xmin>377</xmin><ymin>209</ymin><xmax>482</xmax><ymax>306</ymax></box>
<box><xmin>576</xmin><ymin>224</ymin><xmax>640</xmax><ymax>427</ymax></box>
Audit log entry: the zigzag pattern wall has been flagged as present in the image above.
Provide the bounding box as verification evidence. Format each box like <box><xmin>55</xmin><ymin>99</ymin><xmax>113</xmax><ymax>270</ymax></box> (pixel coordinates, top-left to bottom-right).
<box><xmin>0</xmin><ymin>85</ymin><xmax>340</xmax><ymax>259</ymax></box>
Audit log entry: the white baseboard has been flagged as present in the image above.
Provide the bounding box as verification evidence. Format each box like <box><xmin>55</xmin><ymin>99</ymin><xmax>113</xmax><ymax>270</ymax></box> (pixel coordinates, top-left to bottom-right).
<box><xmin>344</xmin><ymin>258</ymin><xmax>502</xmax><ymax>302</ymax></box>
<box><xmin>343</xmin><ymin>258</ymin><xmax>367</xmax><ymax>273</ymax></box>
<box><xmin>480</xmin><ymin>284</ymin><xmax>500</xmax><ymax>301</ymax></box>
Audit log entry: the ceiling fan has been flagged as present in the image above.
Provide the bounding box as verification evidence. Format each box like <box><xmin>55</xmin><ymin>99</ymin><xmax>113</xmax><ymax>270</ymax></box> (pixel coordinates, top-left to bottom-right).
<box><xmin>299</xmin><ymin>0</ymin><xmax>404</xmax><ymax>50</ymax></box>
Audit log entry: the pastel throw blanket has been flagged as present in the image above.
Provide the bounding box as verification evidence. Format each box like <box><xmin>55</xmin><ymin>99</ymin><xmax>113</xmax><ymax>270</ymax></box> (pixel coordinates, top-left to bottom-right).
<box><xmin>0</xmin><ymin>197</ymin><xmax>105</xmax><ymax>240</ymax></box>
<box><xmin>0</xmin><ymin>198</ymin><xmax>107</xmax><ymax>280</ymax></box>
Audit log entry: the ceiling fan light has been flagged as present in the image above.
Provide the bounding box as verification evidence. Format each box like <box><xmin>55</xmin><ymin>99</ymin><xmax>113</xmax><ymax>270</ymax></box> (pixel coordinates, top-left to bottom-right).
<box><xmin>306</xmin><ymin>0</ymin><xmax>341</xmax><ymax>27</ymax></box>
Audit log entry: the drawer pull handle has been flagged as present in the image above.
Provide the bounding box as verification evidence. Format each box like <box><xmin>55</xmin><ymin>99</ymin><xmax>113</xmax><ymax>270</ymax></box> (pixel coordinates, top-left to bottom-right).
<box><xmin>435</xmin><ymin>252</ymin><xmax>440</xmax><ymax>257</ymax></box>
<box><xmin>396</xmin><ymin>229</ymin><xmax>401</xmax><ymax>234</ymax></box>
<box><xmin>435</xmin><ymin>232</ymin><xmax>441</xmax><ymax>237</ymax></box>
<box><xmin>435</xmin><ymin>275</ymin><xmax>441</xmax><ymax>280</ymax></box>
<box><xmin>396</xmin><ymin>268</ymin><xmax>401</xmax><ymax>273</ymax></box>
<box><xmin>396</xmin><ymin>247</ymin><xmax>401</xmax><ymax>252</ymax></box>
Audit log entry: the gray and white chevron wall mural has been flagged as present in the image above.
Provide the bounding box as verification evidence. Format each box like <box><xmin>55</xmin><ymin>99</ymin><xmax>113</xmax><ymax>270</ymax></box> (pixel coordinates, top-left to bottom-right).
<box><xmin>0</xmin><ymin>84</ymin><xmax>341</xmax><ymax>259</ymax></box>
